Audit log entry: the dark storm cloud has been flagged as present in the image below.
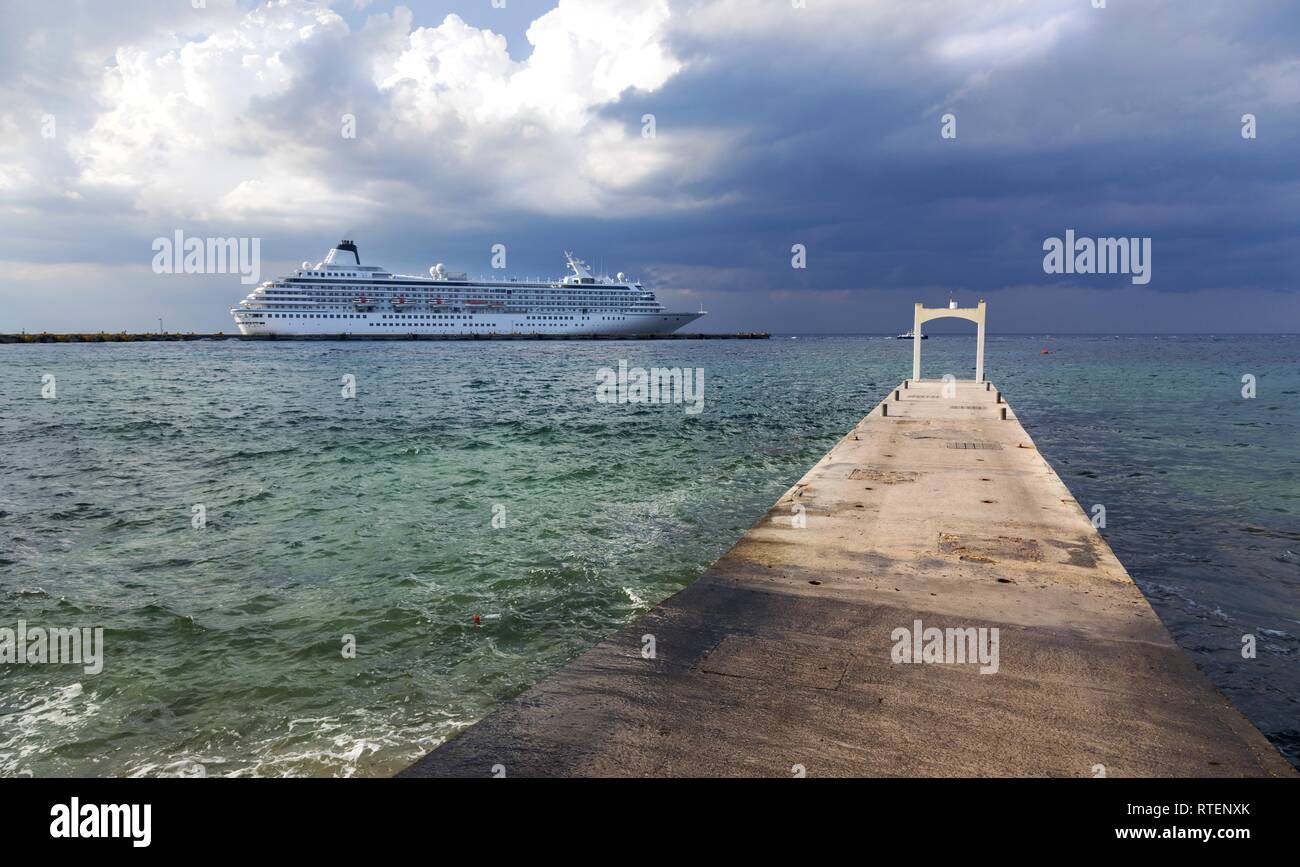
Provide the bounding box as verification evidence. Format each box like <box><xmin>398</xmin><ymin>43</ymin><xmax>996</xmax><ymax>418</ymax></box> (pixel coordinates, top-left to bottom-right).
<box><xmin>592</xmin><ymin>0</ymin><xmax>1300</xmax><ymax>303</ymax></box>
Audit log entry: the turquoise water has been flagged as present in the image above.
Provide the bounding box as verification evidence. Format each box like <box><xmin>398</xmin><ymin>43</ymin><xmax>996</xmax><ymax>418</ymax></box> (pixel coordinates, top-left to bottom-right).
<box><xmin>1</xmin><ymin>335</ymin><xmax>1297</xmax><ymax>775</ymax></box>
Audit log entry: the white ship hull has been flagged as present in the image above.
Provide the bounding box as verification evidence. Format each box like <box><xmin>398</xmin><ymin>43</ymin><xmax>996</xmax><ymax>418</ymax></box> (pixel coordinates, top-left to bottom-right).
<box><xmin>232</xmin><ymin>310</ymin><xmax>703</xmax><ymax>336</ymax></box>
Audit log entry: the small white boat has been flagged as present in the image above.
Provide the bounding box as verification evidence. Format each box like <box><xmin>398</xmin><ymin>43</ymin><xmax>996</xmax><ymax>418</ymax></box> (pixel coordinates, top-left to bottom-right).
<box><xmin>895</xmin><ymin>329</ymin><xmax>927</xmax><ymax>339</ymax></box>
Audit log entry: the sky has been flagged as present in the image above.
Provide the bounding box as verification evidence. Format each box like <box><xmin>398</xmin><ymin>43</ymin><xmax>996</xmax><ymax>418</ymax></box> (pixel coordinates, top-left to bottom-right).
<box><xmin>1</xmin><ymin>0</ymin><xmax>1298</xmax><ymax>334</ymax></box>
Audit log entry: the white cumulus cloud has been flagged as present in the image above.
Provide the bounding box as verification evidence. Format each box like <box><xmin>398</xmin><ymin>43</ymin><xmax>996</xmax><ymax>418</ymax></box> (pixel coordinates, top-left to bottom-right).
<box><xmin>54</xmin><ymin>0</ymin><xmax>690</xmax><ymax>226</ymax></box>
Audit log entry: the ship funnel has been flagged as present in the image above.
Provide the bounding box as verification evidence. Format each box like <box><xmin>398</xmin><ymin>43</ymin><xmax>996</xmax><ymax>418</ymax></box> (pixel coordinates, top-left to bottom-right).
<box><xmin>331</xmin><ymin>240</ymin><xmax>360</xmax><ymax>265</ymax></box>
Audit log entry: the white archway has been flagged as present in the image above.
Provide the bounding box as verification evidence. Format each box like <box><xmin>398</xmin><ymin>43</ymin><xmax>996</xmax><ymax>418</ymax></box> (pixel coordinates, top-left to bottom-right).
<box><xmin>912</xmin><ymin>300</ymin><xmax>987</xmax><ymax>383</ymax></box>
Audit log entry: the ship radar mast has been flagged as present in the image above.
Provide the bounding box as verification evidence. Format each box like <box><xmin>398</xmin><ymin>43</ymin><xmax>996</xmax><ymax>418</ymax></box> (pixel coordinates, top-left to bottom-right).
<box><xmin>564</xmin><ymin>251</ymin><xmax>592</xmax><ymax>278</ymax></box>
<box><xmin>563</xmin><ymin>251</ymin><xmax>594</xmax><ymax>284</ymax></box>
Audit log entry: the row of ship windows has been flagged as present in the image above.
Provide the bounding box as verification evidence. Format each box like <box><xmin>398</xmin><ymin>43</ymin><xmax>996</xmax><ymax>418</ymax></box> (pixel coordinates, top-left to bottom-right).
<box><xmin>371</xmin><ymin>322</ymin><xmax>595</xmax><ymax>327</ymax></box>
<box><xmin>280</xmin><ymin>281</ymin><xmax>628</xmax><ymax>288</ymax></box>
<box><xmin>251</xmin><ymin>314</ymin><xmax>364</xmax><ymax>319</ymax></box>
<box><xmin>247</xmin><ymin>313</ymin><xmax>628</xmax><ymax>321</ymax></box>
<box><xmin>261</xmin><ymin>296</ymin><xmax>649</xmax><ymax>307</ymax></box>
<box><xmin>250</xmin><ymin>313</ymin><xmax>475</xmax><ymax>320</ymax></box>
<box><xmin>295</xmin><ymin>279</ymin><xmax>644</xmax><ymax>289</ymax></box>
<box><xmin>253</xmin><ymin>308</ymin><xmax>638</xmax><ymax>314</ymax></box>
<box><xmin>271</xmin><ymin>288</ymin><xmax>641</xmax><ymax>299</ymax></box>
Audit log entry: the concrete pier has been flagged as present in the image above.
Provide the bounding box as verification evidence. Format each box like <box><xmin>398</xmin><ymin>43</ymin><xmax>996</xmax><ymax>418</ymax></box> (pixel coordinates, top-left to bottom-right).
<box><xmin>403</xmin><ymin>379</ymin><xmax>1293</xmax><ymax>777</ymax></box>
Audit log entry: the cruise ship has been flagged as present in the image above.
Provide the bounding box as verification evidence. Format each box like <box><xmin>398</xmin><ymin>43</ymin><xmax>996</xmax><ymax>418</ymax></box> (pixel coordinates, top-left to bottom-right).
<box><xmin>230</xmin><ymin>241</ymin><xmax>704</xmax><ymax>336</ymax></box>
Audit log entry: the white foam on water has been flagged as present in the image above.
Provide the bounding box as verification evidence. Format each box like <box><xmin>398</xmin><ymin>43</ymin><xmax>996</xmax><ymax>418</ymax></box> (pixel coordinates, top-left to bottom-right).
<box><xmin>0</xmin><ymin>682</ymin><xmax>100</xmax><ymax>775</ymax></box>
